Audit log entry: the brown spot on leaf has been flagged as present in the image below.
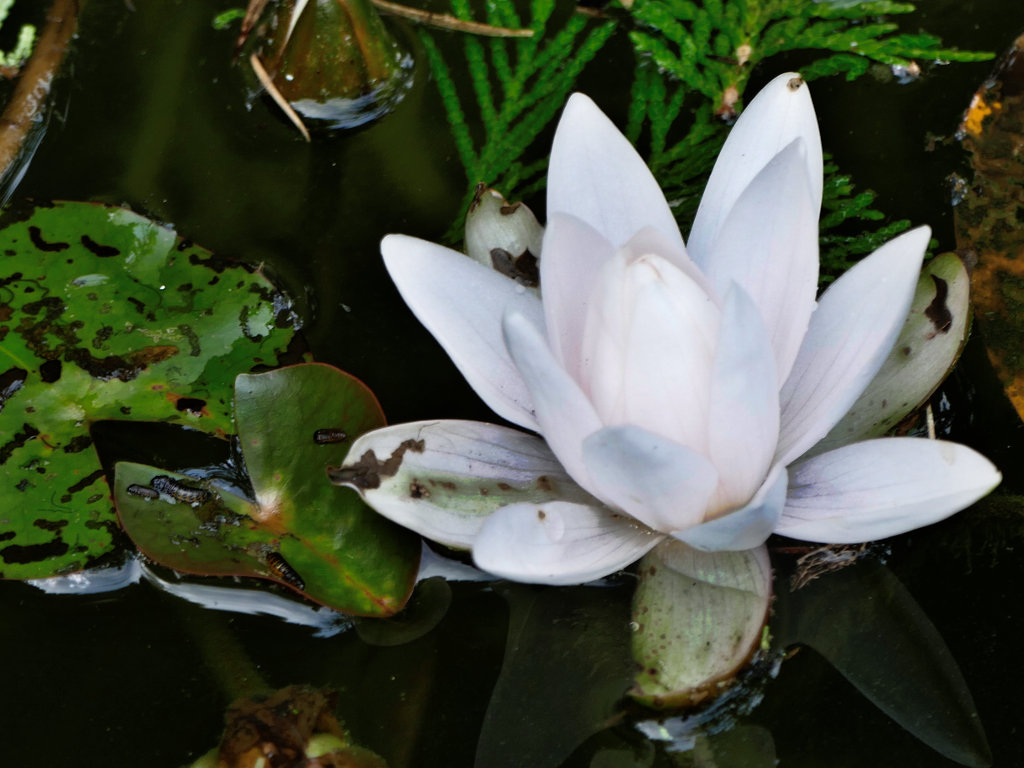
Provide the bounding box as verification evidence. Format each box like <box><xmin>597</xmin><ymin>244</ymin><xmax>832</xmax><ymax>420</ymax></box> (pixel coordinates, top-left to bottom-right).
<box><xmin>536</xmin><ymin>475</ymin><xmax>554</xmax><ymax>492</ymax></box>
<box><xmin>410</xmin><ymin>480</ymin><xmax>429</xmax><ymax>499</ymax></box>
<box><xmin>0</xmin><ymin>423</ymin><xmax>39</xmax><ymax>465</ymax></box>
<box><xmin>80</xmin><ymin>234</ymin><xmax>120</xmax><ymax>258</ymax></box>
<box><xmin>28</xmin><ymin>226</ymin><xmax>69</xmax><ymax>252</ymax></box>
<box><xmin>327</xmin><ymin>438</ymin><xmax>426</xmax><ymax>490</ymax></box>
<box><xmin>1</xmin><ymin>539</ymin><xmax>69</xmax><ymax>564</ymax></box>
<box><xmin>924</xmin><ymin>275</ymin><xmax>953</xmax><ymax>336</ymax></box>
<box><xmin>174</xmin><ymin>396</ymin><xmax>208</xmax><ymax>416</ymax></box>
<box><xmin>0</xmin><ymin>366</ymin><xmax>27</xmax><ymax>410</ymax></box>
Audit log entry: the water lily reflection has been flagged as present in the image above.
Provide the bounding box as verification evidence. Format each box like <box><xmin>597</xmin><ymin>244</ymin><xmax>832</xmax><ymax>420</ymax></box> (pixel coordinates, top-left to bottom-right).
<box><xmin>343</xmin><ymin>73</ymin><xmax>1000</xmax><ymax>584</ymax></box>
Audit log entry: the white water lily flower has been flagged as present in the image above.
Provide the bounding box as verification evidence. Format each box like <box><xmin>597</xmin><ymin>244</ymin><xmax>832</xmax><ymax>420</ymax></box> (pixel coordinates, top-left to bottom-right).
<box><xmin>358</xmin><ymin>73</ymin><xmax>1000</xmax><ymax>584</ymax></box>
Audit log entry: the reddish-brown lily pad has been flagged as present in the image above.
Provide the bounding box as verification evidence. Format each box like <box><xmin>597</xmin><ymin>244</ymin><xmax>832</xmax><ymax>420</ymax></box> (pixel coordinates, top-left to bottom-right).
<box><xmin>956</xmin><ymin>32</ymin><xmax>1024</xmax><ymax>421</ymax></box>
<box><xmin>115</xmin><ymin>363</ymin><xmax>420</xmax><ymax>617</ymax></box>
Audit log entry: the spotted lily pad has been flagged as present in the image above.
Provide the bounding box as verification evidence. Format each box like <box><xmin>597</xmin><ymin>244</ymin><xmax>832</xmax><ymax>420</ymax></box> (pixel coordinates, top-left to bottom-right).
<box><xmin>115</xmin><ymin>364</ymin><xmax>420</xmax><ymax>617</ymax></box>
<box><xmin>0</xmin><ymin>201</ymin><xmax>298</xmax><ymax>579</ymax></box>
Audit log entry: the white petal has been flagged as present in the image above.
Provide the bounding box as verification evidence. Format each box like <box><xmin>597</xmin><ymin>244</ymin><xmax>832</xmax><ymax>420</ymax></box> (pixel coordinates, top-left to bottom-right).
<box><xmin>582</xmin><ymin>253</ymin><xmax>719</xmax><ymax>450</ymax></box>
<box><xmin>623</xmin><ymin>225</ymin><xmax>714</xmax><ymax>293</ymax></box>
<box><xmin>502</xmin><ymin>311</ymin><xmax>603</xmax><ymax>490</ymax></box>
<box><xmin>707</xmin><ymin>284</ymin><xmax>780</xmax><ymax>511</ymax></box>
<box><xmin>547</xmin><ymin>93</ymin><xmax>684</xmax><ymax>250</ymax></box>
<box><xmin>382</xmin><ymin>234</ymin><xmax>542</xmax><ymax>430</ymax></box>
<box><xmin>776</xmin><ymin>227</ymin><xmax>931</xmax><ymax>465</ymax></box>
<box><xmin>778</xmin><ymin>438</ymin><xmax>1001</xmax><ymax>542</ymax></box>
<box><xmin>581</xmin><ymin>425</ymin><xmax>719</xmax><ymax>533</ymax></box>
<box><xmin>698</xmin><ymin>140</ymin><xmax>819</xmax><ymax>382</ymax></box>
<box><xmin>688</xmin><ymin>72</ymin><xmax>822</xmax><ymax>264</ymax></box>
<box><xmin>330</xmin><ymin>420</ymin><xmax>595</xmax><ymax>549</ymax></box>
<box><xmin>540</xmin><ymin>213</ymin><xmax>617</xmax><ymax>381</ymax></box>
<box><xmin>674</xmin><ymin>464</ymin><xmax>788</xmax><ymax>551</ymax></box>
<box><xmin>472</xmin><ymin>500</ymin><xmax>665</xmax><ymax>585</ymax></box>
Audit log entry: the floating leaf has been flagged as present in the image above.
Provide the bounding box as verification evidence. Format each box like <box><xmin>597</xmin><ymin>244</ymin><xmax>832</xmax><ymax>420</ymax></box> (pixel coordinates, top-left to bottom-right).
<box><xmin>811</xmin><ymin>252</ymin><xmax>971</xmax><ymax>455</ymax></box>
<box><xmin>116</xmin><ymin>364</ymin><xmax>420</xmax><ymax>617</ymax></box>
<box><xmin>956</xmin><ymin>32</ymin><xmax>1024</xmax><ymax>423</ymax></box>
<box><xmin>630</xmin><ymin>541</ymin><xmax>772</xmax><ymax>709</ymax></box>
<box><xmin>0</xmin><ymin>201</ymin><xmax>297</xmax><ymax>579</ymax></box>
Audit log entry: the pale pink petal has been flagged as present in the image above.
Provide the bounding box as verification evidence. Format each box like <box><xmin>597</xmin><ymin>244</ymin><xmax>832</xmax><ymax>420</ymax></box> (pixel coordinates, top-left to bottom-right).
<box><xmin>548</xmin><ymin>93</ymin><xmax>684</xmax><ymax>249</ymax></box>
<box><xmin>582</xmin><ymin>253</ymin><xmax>720</xmax><ymax>451</ymax></box>
<box><xmin>698</xmin><ymin>140</ymin><xmax>819</xmax><ymax>382</ymax></box>
<box><xmin>581</xmin><ymin>425</ymin><xmax>719</xmax><ymax>533</ymax></box>
<box><xmin>502</xmin><ymin>311</ymin><xmax>603</xmax><ymax>491</ymax></box>
<box><xmin>674</xmin><ymin>464</ymin><xmax>787</xmax><ymax>551</ymax></box>
<box><xmin>775</xmin><ymin>227</ymin><xmax>931</xmax><ymax>466</ymax></box>
<box><xmin>688</xmin><ymin>73</ymin><xmax>822</xmax><ymax>264</ymax></box>
<box><xmin>383</xmin><ymin>234</ymin><xmax>542</xmax><ymax>431</ymax></box>
<box><xmin>707</xmin><ymin>285</ymin><xmax>780</xmax><ymax>511</ymax></box>
<box><xmin>622</xmin><ymin>225</ymin><xmax>716</xmax><ymax>296</ymax></box>
<box><xmin>540</xmin><ymin>213</ymin><xmax>617</xmax><ymax>381</ymax></box>
<box><xmin>472</xmin><ymin>500</ymin><xmax>665</xmax><ymax>585</ymax></box>
<box><xmin>778</xmin><ymin>438</ymin><xmax>1001</xmax><ymax>542</ymax></box>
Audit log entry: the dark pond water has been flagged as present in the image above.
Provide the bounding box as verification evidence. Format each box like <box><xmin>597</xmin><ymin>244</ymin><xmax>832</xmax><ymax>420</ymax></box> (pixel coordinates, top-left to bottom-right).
<box><xmin>2</xmin><ymin>0</ymin><xmax>1024</xmax><ymax>766</ymax></box>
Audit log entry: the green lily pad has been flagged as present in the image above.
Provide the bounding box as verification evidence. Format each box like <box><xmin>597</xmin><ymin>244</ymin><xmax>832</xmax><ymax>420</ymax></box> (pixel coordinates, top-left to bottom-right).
<box><xmin>116</xmin><ymin>364</ymin><xmax>421</xmax><ymax>617</ymax></box>
<box><xmin>0</xmin><ymin>201</ymin><xmax>298</xmax><ymax>579</ymax></box>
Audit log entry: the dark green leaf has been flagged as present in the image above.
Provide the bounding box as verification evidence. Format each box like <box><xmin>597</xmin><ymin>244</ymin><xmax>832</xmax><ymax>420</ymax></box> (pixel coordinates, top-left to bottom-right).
<box><xmin>776</xmin><ymin>562</ymin><xmax>992</xmax><ymax>767</ymax></box>
<box><xmin>475</xmin><ymin>582</ymin><xmax>633</xmax><ymax>768</ymax></box>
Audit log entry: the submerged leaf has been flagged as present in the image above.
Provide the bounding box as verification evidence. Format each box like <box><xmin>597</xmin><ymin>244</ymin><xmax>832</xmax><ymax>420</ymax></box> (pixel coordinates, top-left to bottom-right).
<box><xmin>476</xmin><ymin>582</ymin><xmax>633</xmax><ymax>768</ymax></box>
<box><xmin>0</xmin><ymin>201</ymin><xmax>297</xmax><ymax>579</ymax></box>
<box><xmin>116</xmin><ymin>364</ymin><xmax>421</xmax><ymax>617</ymax></box>
<box><xmin>776</xmin><ymin>561</ymin><xmax>991</xmax><ymax>767</ymax></box>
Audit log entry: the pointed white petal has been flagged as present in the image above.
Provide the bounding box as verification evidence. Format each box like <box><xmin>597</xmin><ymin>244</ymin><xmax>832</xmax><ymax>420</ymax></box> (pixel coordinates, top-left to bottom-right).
<box><xmin>382</xmin><ymin>235</ymin><xmax>542</xmax><ymax>430</ymax></box>
<box><xmin>472</xmin><ymin>500</ymin><xmax>665</xmax><ymax>585</ymax></box>
<box><xmin>776</xmin><ymin>227</ymin><xmax>931</xmax><ymax>465</ymax></box>
<box><xmin>699</xmin><ymin>141</ymin><xmax>819</xmax><ymax>382</ymax></box>
<box><xmin>540</xmin><ymin>213</ymin><xmax>617</xmax><ymax>381</ymax></box>
<box><xmin>582</xmin><ymin>253</ymin><xmax>719</xmax><ymax>450</ymax></box>
<box><xmin>581</xmin><ymin>425</ymin><xmax>719</xmax><ymax>533</ymax></box>
<box><xmin>330</xmin><ymin>420</ymin><xmax>597</xmax><ymax>549</ymax></box>
<box><xmin>778</xmin><ymin>438</ymin><xmax>1001</xmax><ymax>542</ymax></box>
<box><xmin>707</xmin><ymin>284</ymin><xmax>780</xmax><ymax>510</ymax></box>
<box><xmin>502</xmin><ymin>311</ymin><xmax>603</xmax><ymax>490</ymax></box>
<box><xmin>674</xmin><ymin>464</ymin><xmax>788</xmax><ymax>551</ymax></box>
<box><xmin>547</xmin><ymin>93</ymin><xmax>684</xmax><ymax>249</ymax></box>
<box><xmin>688</xmin><ymin>73</ymin><xmax>822</xmax><ymax>264</ymax></box>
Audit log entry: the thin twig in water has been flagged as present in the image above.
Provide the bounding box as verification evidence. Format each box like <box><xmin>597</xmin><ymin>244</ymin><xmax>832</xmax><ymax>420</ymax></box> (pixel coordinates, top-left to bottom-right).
<box><xmin>371</xmin><ymin>0</ymin><xmax>533</xmax><ymax>37</ymax></box>
<box><xmin>0</xmin><ymin>0</ymin><xmax>80</xmax><ymax>188</ymax></box>
<box><xmin>249</xmin><ymin>53</ymin><xmax>311</xmax><ymax>142</ymax></box>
